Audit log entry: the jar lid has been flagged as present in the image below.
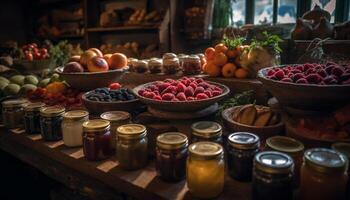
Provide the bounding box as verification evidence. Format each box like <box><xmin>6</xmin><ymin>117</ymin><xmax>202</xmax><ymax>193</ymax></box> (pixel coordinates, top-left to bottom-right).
<box><xmin>117</xmin><ymin>124</ymin><xmax>146</xmax><ymax>139</ymax></box>
<box><xmin>266</xmin><ymin>136</ymin><xmax>304</xmax><ymax>154</ymax></box>
<box><xmin>332</xmin><ymin>142</ymin><xmax>350</xmax><ymax>159</ymax></box>
<box><xmin>135</xmin><ymin>60</ymin><xmax>148</xmax><ymax>67</ymax></box>
<box><xmin>83</xmin><ymin>119</ymin><xmax>110</xmax><ymax>132</ymax></box>
<box><xmin>148</xmin><ymin>59</ymin><xmax>162</xmax><ymax>66</ymax></box>
<box><xmin>64</xmin><ymin>110</ymin><xmax>89</xmax><ymax>121</ymax></box>
<box><xmin>184</xmin><ymin>55</ymin><xmax>200</xmax><ymax>62</ymax></box>
<box><xmin>162</xmin><ymin>53</ymin><xmax>177</xmax><ymax>59</ymax></box>
<box><xmin>163</xmin><ymin>57</ymin><xmax>179</xmax><ymax>65</ymax></box>
<box><xmin>23</xmin><ymin>102</ymin><xmax>45</xmax><ymax>111</ymax></box>
<box><xmin>196</xmin><ymin>53</ymin><xmax>205</xmax><ymax>59</ymax></box>
<box><xmin>189</xmin><ymin>142</ymin><xmax>223</xmax><ymax>160</ymax></box>
<box><xmin>157</xmin><ymin>132</ymin><xmax>188</xmax><ymax>150</ymax></box>
<box><xmin>228</xmin><ymin>132</ymin><xmax>260</xmax><ymax>150</ymax></box>
<box><xmin>304</xmin><ymin>148</ymin><xmax>348</xmax><ymax>174</ymax></box>
<box><xmin>2</xmin><ymin>99</ymin><xmax>27</xmax><ymax>108</ymax></box>
<box><xmin>254</xmin><ymin>151</ymin><xmax>294</xmax><ymax>174</ymax></box>
<box><xmin>40</xmin><ymin>106</ymin><xmax>65</xmax><ymax>117</ymax></box>
<box><xmin>100</xmin><ymin>111</ymin><xmax>130</xmax><ymax>122</ymax></box>
<box><xmin>191</xmin><ymin>121</ymin><xmax>222</xmax><ymax>139</ymax></box>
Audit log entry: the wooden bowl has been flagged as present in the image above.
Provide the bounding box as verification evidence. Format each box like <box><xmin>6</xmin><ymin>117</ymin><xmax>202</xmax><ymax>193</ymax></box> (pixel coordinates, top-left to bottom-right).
<box><xmin>221</xmin><ymin>106</ymin><xmax>285</xmax><ymax>142</ymax></box>
<box><xmin>55</xmin><ymin>66</ymin><xmax>129</xmax><ymax>91</ymax></box>
<box><xmin>13</xmin><ymin>59</ymin><xmax>54</xmax><ymax>74</ymax></box>
<box><xmin>257</xmin><ymin>65</ymin><xmax>350</xmax><ymax>111</ymax></box>
<box><xmin>133</xmin><ymin>81</ymin><xmax>230</xmax><ymax>112</ymax></box>
<box><xmin>82</xmin><ymin>91</ymin><xmax>141</xmax><ymax>115</ymax></box>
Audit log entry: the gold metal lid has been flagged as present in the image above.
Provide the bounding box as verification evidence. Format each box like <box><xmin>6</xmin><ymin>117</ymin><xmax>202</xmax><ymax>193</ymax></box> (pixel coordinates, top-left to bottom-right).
<box><xmin>117</xmin><ymin>124</ymin><xmax>146</xmax><ymax>139</ymax></box>
<box><xmin>266</xmin><ymin>136</ymin><xmax>304</xmax><ymax>154</ymax></box>
<box><xmin>40</xmin><ymin>106</ymin><xmax>65</xmax><ymax>117</ymax></box>
<box><xmin>64</xmin><ymin>110</ymin><xmax>89</xmax><ymax>121</ymax></box>
<box><xmin>157</xmin><ymin>132</ymin><xmax>188</xmax><ymax>150</ymax></box>
<box><xmin>100</xmin><ymin>111</ymin><xmax>130</xmax><ymax>122</ymax></box>
<box><xmin>184</xmin><ymin>55</ymin><xmax>200</xmax><ymax>62</ymax></box>
<box><xmin>23</xmin><ymin>102</ymin><xmax>45</xmax><ymax>111</ymax></box>
<box><xmin>332</xmin><ymin>142</ymin><xmax>350</xmax><ymax>159</ymax></box>
<box><xmin>2</xmin><ymin>99</ymin><xmax>27</xmax><ymax>108</ymax></box>
<box><xmin>191</xmin><ymin>121</ymin><xmax>222</xmax><ymax>139</ymax></box>
<box><xmin>188</xmin><ymin>142</ymin><xmax>223</xmax><ymax>160</ymax></box>
<box><xmin>148</xmin><ymin>59</ymin><xmax>162</xmax><ymax>66</ymax></box>
<box><xmin>83</xmin><ymin>119</ymin><xmax>110</xmax><ymax>132</ymax></box>
<box><xmin>163</xmin><ymin>57</ymin><xmax>179</xmax><ymax>65</ymax></box>
<box><xmin>254</xmin><ymin>151</ymin><xmax>294</xmax><ymax>174</ymax></box>
<box><xmin>304</xmin><ymin>148</ymin><xmax>348</xmax><ymax>174</ymax></box>
<box><xmin>162</xmin><ymin>53</ymin><xmax>177</xmax><ymax>59</ymax></box>
<box><xmin>228</xmin><ymin>132</ymin><xmax>260</xmax><ymax>150</ymax></box>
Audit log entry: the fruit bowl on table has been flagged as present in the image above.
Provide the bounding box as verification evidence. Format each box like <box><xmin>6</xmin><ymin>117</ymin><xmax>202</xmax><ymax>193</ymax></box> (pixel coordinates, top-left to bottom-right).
<box><xmin>55</xmin><ymin>66</ymin><xmax>129</xmax><ymax>91</ymax></box>
<box><xmin>257</xmin><ymin>64</ymin><xmax>350</xmax><ymax>111</ymax></box>
<box><xmin>13</xmin><ymin>59</ymin><xmax>55</xmax><ymax>74</ymax></box>
<box><xmin>133</xmin><ymin>79</ymin><xmax>230</xmax><ymax>112</ymax></box>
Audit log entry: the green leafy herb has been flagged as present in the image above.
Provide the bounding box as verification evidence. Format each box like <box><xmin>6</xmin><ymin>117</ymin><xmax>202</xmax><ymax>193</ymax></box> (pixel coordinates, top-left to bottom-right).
<box><xmin>250</xmin><ymin>31</ymin><xmax>283</xmax><ymax>54</ymax></box>
<box><xmin>222</xmin><ymin>36</ymin><xmax>245</xmax><ymax>50</ymax></box>
<box><xmin>216</xmin><ymin>90</ymin><xmax>256</xmax><ymax>118</ymax></box>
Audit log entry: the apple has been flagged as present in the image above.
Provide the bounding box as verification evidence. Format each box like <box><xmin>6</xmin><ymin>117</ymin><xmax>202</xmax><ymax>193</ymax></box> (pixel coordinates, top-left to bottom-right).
<box><xmin>109</xmin><ymin>53</ymin><xmax>127</xmax><ymax>69</ymax></box>
<box><xmin>63</xmin><ymin>62</ymin><xmax>84</xmax><ymax>73</ymax></box>
<box><xmin>88</xmin><ymin>48</ymin><xmax>103</xmax><ymax>57</ymax></box>
<box><xmin>80</xmin><ymin>50</ymin><xmax>97</xmax><ymax>67</ymax></box>
<box><xmin>87</xmin><ymin>56</ymin><xmax>109</xmax><ymax>72</ymax></box>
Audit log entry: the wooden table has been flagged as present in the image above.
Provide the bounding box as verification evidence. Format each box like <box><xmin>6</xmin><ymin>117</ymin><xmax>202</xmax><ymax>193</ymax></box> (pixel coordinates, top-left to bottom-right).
<box><xmin>0</xmin><ymin>126</ymin><xmax>252</xmax><ymax>200</ymax></box>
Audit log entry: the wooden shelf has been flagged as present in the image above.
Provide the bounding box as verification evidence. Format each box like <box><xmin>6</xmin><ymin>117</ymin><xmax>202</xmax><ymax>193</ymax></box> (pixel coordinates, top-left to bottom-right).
<box><xmin>86</xmin><ymin>26</ymin><xmax>159</xmax><ymax>33</ymax></box>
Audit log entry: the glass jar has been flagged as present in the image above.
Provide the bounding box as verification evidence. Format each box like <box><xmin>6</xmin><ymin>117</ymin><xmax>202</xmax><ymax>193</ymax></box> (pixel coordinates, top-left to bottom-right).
<box><xmin>252</xmin><ymin>151</ymin><xmax>294</xmax><ymax>200</ymax></box>
<box><xmin>156</xmin><ymin>132</ymin><xmax>188</xmax><ymax>182</ymax></box>
<box><xmin>100</xmin><ymin>111</ymin><xmax>131</xmax><ymax>150</ymax></box>
<box><xmin>177</xmin><ymin>54</ymin><xmax>188</xmax><ymax>68</ymax></box>
<box><xmin>148</xmin><ymin>59</ymin><xmax>163</xmax><ymax>74</ymax></box>
<box><xmin>300</xmin><ymin>148</ymin><xmax>348</xmax><ymax>200</ymax></box>
<box><xmin>162</xmin><ymin>53</ymin><xmax>177</xmax><ymax>60</ymax></box>
<box><xmin>227</xmin><ymin>132</ymin><xmax>260</xmax><ymax>181</ymax></box>
<box><xmin>134</xmin><ymin>60</ymin><xmax>148</xmax><ymax>73</ymax></box>
<box><xmin>187</xmin><ymin>142</ymin><xmax>224</xmax><ymax>199</ymax></box>
<box><xmin>62</xmin><ymin>110</ymin><xmax>89</xmax><ymax>147</ymax></box>
<box><xmin>40</xmin><ymin>106</ymin><xmax>65</xmax><ymax>141</ymax></box>
<box><xmin>23</xmin><ymin>102</ymin><xmax>45</xmax><ymax>134</ymax></box>
<box><xmin>182</xmin><ymin>55</ymin><xmax>201</xmax><ymax>75</ymax></box>
<box><xmin>191</xmin><ymin>121</ymin><xmax>222</xmax><ymax>144</ymax></box>
<box><xmin>116</xmin><ymin>124</ymin><xmax>148</xmax><ymax>170</ymax></box>
<box><xmin>332</xmin><ymin>143</ymin><xmax>350</xmax><ymax>199</ymax></box>
<box><xmin>197</xmin><ymin>53</ymin><xmax>206</xmax><ymax>66</ymax></box>
<box><xmin>128</xmin><ymin>58</ymin><xmax>138</xmax><ymax>72</ymax></box>
<box><xmin>2</xmin><ymin>99</ymin><xmax>27</xmax><ymax>129</ymax></box>
<box><xmin>163</xmin><ymin>58</ymin><xmax>180</xmax><ymax>75</ymax></box>
<box><xmin>83</xmin><ymin>119</ymin><xmax>113</xmax><ymax>161</ymax></box>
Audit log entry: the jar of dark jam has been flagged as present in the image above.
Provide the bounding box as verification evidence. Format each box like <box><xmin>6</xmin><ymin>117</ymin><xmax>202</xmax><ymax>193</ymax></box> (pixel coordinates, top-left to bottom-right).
<box><xmin>23</xmin><ymin>102</ymin><xmax>45</xmax><ymax>134</ymax></box>
<box><xmin>163</xmin><ymin>58</ymin><xmax>180</xmax><ymax>75</ymax></box>
<box><xmin>40</xmin><ymin>106</ymin><xmax>65</xmax><ymax>141</ymax></box>
<box><xmin>156</xmin><ymin>132</ymin><xmax>188</xmax><ymax>182</ymax></box>
<box><xmin>182</xmin><ymin>55</ymin><xmax>201</xmax><ymax>75</ymax></box>
<box><xmin>2</xmin><ymin>99</ymin><xmax>27</xmax><ymax>129</ymax></box>
<box><xmin>227</xmin><ymin>132</ymin><xmax>260</xmax><ymax>181</ymax></box>
<box><xmin>148</xmin><ymin>59</ymin><xmax>163</xmax><ymax>74</ymax></box>
<box><xmin>117</xmin><ymin>124</ymin><xmax>148</xmax><ymax>170</ymax></box>
<box><xmin>191</xmin><ymin>121</ymin><xmax>222</xmax><ymax>144</ymax></box>
<box><xmin>134</xmin><ymin>60</ymin><xmax>148</xmax><ymax>73</ymax></box>
<box><xmin>82</xmin><ymin>119</ymin><xmax>113</xmax><ymax>161</ymax></box>
<box><xmin>332</xmin><ymin>143</ymin><xmax>350</xmax><ymax>199</ymax></box>
<box><xmin>252</xmin><ymin>151</ymin><xmax>294</xmax><ymax>200</ymax></box>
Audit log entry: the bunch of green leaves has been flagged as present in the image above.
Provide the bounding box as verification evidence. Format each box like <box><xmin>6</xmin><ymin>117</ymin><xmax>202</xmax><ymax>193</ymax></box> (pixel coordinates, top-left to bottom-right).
<box><xmin>49</xmin><ymin>40</ymin><xmax>74</xmax><ymax>67</ymax></box>
<box><xmin>222</xmin><ymin>36</ymin><xmax>245</xmax><ymax>50</ymax></box>
<box><xmin>250</xmin><ymin>31</ymin><xmax>283</xmax><ymax>54</ymax></box>
<box><xmin>216</xmin><ymin>90</ymin><xmax>256</xmax><ymax>117</ymax></box>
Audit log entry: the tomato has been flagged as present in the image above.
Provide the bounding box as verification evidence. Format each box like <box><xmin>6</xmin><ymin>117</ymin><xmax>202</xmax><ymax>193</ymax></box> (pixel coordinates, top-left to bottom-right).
<box><xmin>25</xmin><ymin>53</ymin><xmax>33</xmax><ymax>61</ymax></box>
<box><xmin>109</xmin><ymin>82</ymin><xmax>122</xmax><ymax>90</ymax></box>
<box><xmin>33</xmin><ymin>52</ymin><xmax>41</xmax><ymax>60</ymax></box>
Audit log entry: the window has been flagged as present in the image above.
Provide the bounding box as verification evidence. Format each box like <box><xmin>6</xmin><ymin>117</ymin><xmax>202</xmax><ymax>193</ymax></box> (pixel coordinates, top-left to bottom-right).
<box><xmin>231</xmin><ymin>0</ymin><xmax>246</xmax><ymax>27</ymax></box>
<box><xmin>277</xmin><ymin>0</ymin><xmax>297</xmax><ymax>23</ymax></box>
<box><xmin>254</xmin><ymin>0</ymin><xmax>273</xmax><ymax>24</ymax></box>
<box><xmin>311</xmin><ymin>0</ymin><xmax>336</xmax><ymax>22</ymax></box>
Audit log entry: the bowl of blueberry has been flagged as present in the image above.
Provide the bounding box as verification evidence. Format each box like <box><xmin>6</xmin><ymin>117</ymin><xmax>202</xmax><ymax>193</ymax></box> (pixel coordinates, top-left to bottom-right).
<box><xmin>82</xmin><ymin>84</ymin><xmax>141</xmax><ymax>114</ymax></box>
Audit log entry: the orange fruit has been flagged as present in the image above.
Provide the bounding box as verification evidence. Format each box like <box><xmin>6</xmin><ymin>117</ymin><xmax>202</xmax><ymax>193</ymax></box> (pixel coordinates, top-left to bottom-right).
<box><xmin>213</xmin><ymin>52</ymin><xmax>228</xmax><ymax>66</ymax></box>
<box><xmin>226</xmin><ymin>49</ymin><xmax>239</xmax><ymax>58</ymax></box>
<box><xmin>235</xmin><ymin>68</ymin><xmax>249</xmax><ymax>79</ymax></box>
<box><xmin>109</xmin><ymin>53</ymin><xmax>127</xmax><ymax>69</ymax></box>
<box><xmin>222</xmin><ymin>63</ymin><xmax>237</xmax><ymax>78</ymax></box>
<box><xmin>205</xmin><ymin>47</ymin><xmax>215</xmax><ymax>60</ymax></box>
<box><xmin>202</xmin><ymin>63</ymin><xmax>208</xmax><ymax>72</ymax></box>
<box><xmin>214</xmin><ymin>43</ymin><xmax>228</xmax><ymax>53</ymax></box>
<box><xmin>103</xmin><ymin>54</ymin><xmax>113</xmax><ymax>66</ymax></box>
<box><xmin>205</xmin><ymin>62</ymin><xmax>221</xmax><ymax>77</ymax></box>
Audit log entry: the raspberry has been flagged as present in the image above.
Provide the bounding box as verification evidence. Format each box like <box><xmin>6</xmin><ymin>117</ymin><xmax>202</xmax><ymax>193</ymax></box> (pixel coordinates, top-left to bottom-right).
<box><xmin>267</xmin><ymin>69</ymin><xmax>275</xmax><ymax>76</ymax></box>
<box><xmin>195</xmin><ymin>78</ymin><xmax>204</xmax><ymax>83</ymax></box>
<box><xmin>162</xmin><ymin>93</ymin><xmax>175</xmax><ymax>101</ymax></box>
<box><xmin>138</xmin><ymin>89</ymin><xmax>146</xmax><ymax>96</ymax></box>
<box><xmin>325</xmin><ymin>65</ymin><xmax>335</xmax><ymax>74</ymax></box>
<box><xmin>189</xmin><ymin>82</ymin><xmax>197</xmax><ymax>90</ymax></box>
<box><xmin>213</xmin><ymin>86</ymin><xmax>222</xmax><ymax>93</ymax></box>
<box><xmin>147</xmin><ymin>85</ymin><xmax>158</xmax><ymax>91</ymax></box>
<box><xmin>290</xmin><ymin>69</ymin><xmax>302</xmax><ymax>74</ymax></box>
<box><xmin>281</xmin><ymin>78</ymin><xmax>293</xmax><ymax>82</ymax></box>
<box><xmin>340</xmin><ymin>73</ymin><xmax>350</xmax><ymax>82</ymax></box>
<box><xmin>194</xmin><ymin>86</ymin><xmax>205</xmax><ymax>95</ymax></box>
<box><xmin>274</xmin><ymin>69</ymin><xmax>285</xmax><ymax>80</ymax></box>
<box><xmin>144</xmin><ymin>91</ymin><xmax>156</xmax><ymax>99</ymax></box>
<box><xmin>196</xmin><ymin>93</ymin><xmax>209</xmax><ymax>100</ymax></box>
<box><xmin>204</xmin><ymin>90</ymin><xmax>212</xmax><ymax>98</ymax></box>
<box><xmin>323</xmin><ymin>75</ymin><xmax>338</xmax><ymax>84</ymax></box>
<box><xmin>305</xmin><ymin>73</ymin><xmax>322</xmax><ymax>84</ymax></box>
<box><xmin>317</xmin><ymin>69</ymin><xmax>328</xmax><ymax>77</ymax></box>
<box><xmin>181</xmin><ymin>79</ymin><xmax>191</xmax><ymax>86</ymax></box>
<box><xmin>292</xmin><ymin>73</ymin><xmax>305</xmax><ymax>82</ymax></box>
<box><xmin>331</xmin><ymin>67</ymin><xmax>345</xmax><ymax>77</ymax></box>
<box><xmin>187</xmin><ymin>96</ymin><xmax>195</xmax><ymax>101</ymax></box>
<box><xmin>306</xmin><ymin>68</ymin><xmax>316</xmax><ymax>75</ymax></box>
<box><xmin>198</xmin><ymin>82</ymin><xmax>210</xmax><ymax>89</ymax></box>
<box><xmin>303</xmin><ymin>63</ymin><xmax>314</xmax><ymax>71</ymax></box>
<box><xmin>172</xmin><ymin>98</ymin><xmax>180</xmax><ymax>102</ymax></box>
<box><xmin>164</xmin><ymin>78</ymin><xmax>174</xmax><ymax>83</ymax></box>
<box><xmin>176</xmin><ymin>82</ymin><xmax>186</xmax><ymax>93</ymax></box>
<box><xmin>153</xmin><ymin>95</ymin><xmax>162</xmax><ymax>100</ymax></box>
<box><xmin>176</xmin><ymin>92</ymin><xmax>187</xmax><ymax>101</ymax></box>
<box><xmin>161</xmin><ymin>85</ymin><xmax>177</xmax><ymax>95</ymax></box>
<box><xmin>158</xmin><ymin>82</ymin><xmax>171</xmax><ymax>92</ymax></box>
<box><xmin>188</xmin><ymin>77</ymin><xmax>196</xmax><ymax>82</ymax></box>
<box><xmin>296</xmin><ymin>78</ymin><xmax>308</xmax><ymax>84</ymax></box>
<box><xmin>184</xmin><ymin>86</ymin><xmax>194</xmax><ymax>97</ymax></box>
<box><xmin>268</xmin><ymin>75</ymin><xmax>278</xmax><ymax>80</ymax></box>
<box><xmin>212</xmin><ymin>90</ymin><xmax>222</xmax><ymax>96</ymax></box>
<box><xmin>295</xmin><ymin>65</ymin><xmax>304</xmax><ymax>72</ymax></box>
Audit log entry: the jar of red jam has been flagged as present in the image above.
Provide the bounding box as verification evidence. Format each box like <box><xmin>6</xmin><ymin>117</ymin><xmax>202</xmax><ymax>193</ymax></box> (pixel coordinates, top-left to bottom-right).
<box><xmin>23</xmin><ymin>102</ymin><xmax>45</xmax><ymax>134</ymax></box>
<box><xmin>156</xmin><ymin>132</ymin><xmax>188</xmax><ymax>182</ymax></box>
<box><xmin>252</xmin><ymin>151</ymin><xmax>294</xmax><ymax>200</ymax></box>
<box><xmin>182</xmin><ymin>55</ymin><xmax>201</xmax><ymax>75</ymax></box>
<box><xmin>148</xmin><ymin>59</ymin><xmax>163</xmax><ymax>74</ymax></box>
<box><xmin>82</xmin><ymin>119</ymin><xmax>113</xmax><ymax>161</ymax></box>
<box><xmin>163</xmin><ymin>58</ymin><xmax>180</xmax><ymax>75</ymax></box>
<box><xmin>300</xmin><ymin>148</ymin><xmax>348</xmax><ymax>200</ymax></box>
<box><xmin>40</xmin><ymin>106</ymin><xmax>65</xmax><ymax>141</ymax></box>
<box><xmin>191</xmin><ymin>121</ymin><xmax>222</xmax><ymax>144</ymax></box>
<box><xmin>227</xmin><ymin>132</ymin><xmax>260</xmax><ymax>181</ymax></box>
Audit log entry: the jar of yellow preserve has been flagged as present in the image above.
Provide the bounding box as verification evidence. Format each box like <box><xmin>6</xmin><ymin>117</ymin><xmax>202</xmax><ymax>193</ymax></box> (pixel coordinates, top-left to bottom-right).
<box><xmin>187</xmin><ymin>142</ymin><xmax>224</xmax><ymax>199</ymax></box>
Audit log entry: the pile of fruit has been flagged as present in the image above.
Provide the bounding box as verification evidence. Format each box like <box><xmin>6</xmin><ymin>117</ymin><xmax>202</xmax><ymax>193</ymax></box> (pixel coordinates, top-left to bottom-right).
<box><xmin>20</xmin><ymin>43</ymin><xmax>49</xmax><ymax>61</ymax></box>
<box><xmin>138</xmin><ymin>77</ymin><xmax>224</xmax><ymax>101</ymax></box>
<box><xmin>63</xmin><ymin>48</ymin><xmax>127</xmax><ymax>73</ymax></box>
<box><xmin>85</xmin><ymin>86</ymin><xmax>135</xmax><ymax>102</ymax></box>
<box><xmin>265</xmin><ymin>62</ymin><xmax>350</xmax><ymax>85</ymax></box>
<box><xmin>232</xmin><ymin>104</ymin><xmax>281</xmax><ymax>127</ymax></box>
<box><xmin>0</xmin><ymin>74</ymin><xmax>42</xmax><ymax>97</ymax></box>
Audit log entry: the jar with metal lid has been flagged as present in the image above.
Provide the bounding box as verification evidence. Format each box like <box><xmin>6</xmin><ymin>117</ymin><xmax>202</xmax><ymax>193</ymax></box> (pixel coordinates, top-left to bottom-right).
<box><xmin>23</xmin><ymin>102</ymin><xmax>45</xmax><ymax>134</ymax></box>
<box><xmin>182</xmin><ymin>55</ymin><xmax>201</xmax><ymax>75</ymax></box>
<box><xmin>116</xmin><ymin>124</ymin><xmax>148</xmax><ymax>170</ymax></box>
<box><xmin>83</xmin><ymin>119</ymin><xmax>113</xmax><ymax>161</ymax></box>
<box><xmin>156</xmin><ymin>132</ymin><xmax>188</xmax><ymax>182</ymax></box>
<box><xmin>163</xmin><ymin>58</ymin><xmax>180</xmax><ymax>75</ymax></box>
<box><xmin>177</xmin><ymin>54</ymin><xmax>188</xmax><ymax>68</ymax></box>
<box><xmin>187</xmin><ymin>142</ymin><xmax>224</xmax><ymax>199</ymax></box>
<box><xmin>162</xmin><ymin>53</ymin><xmax>177</xmax><ymax>60</ymax></box>
<box><xmin>128</xmin><ymin>58</ymin><xmax>138</xmax><ymax>72</ymax></box>
<box><xmin>134</xmin><ymin>60</ymin><xmax>148</xmax><ymax>73</ymax></box>
<box><xmin>148</xmin><ymin>59</ymin><xmax>163</xmax><ymax>74</ymax></box>
<box><xmin>227</xmin><ymin>132</ymin><xmax>260</xmax><ymax>181</ymax></box>
<box><xmin>40</xmin><ymin>106</ymin><xmax>65</xmax><ymax>141</ymax></box>
<box><xmin>100</xmin><ymin>111</ymin><xmax>131</xmax><ymax>150</ymax></box>
<box><xmin>62</xmin><ymin>110</ymin><xmax>89</xmax><ymax>147</ymax></box>
<box><xmin>332</xmin><ymin>143</ymin><xmax>350</xmax><ymax>199</ymax></box>
<box><xmin>191</xmin><ymin>121</ymin><xmax>222</xmax><ymax>144</ymax></box>
<box><xmin>300</xmin><ymin>148</ymin><xmax>348</xmax><ymax>200</ymax></box>
<box><xmin>197</xmin><ymin>53</ymin><xmax>206</xmax><ymax>66</ymax></box>
<box><xmin>252</xmin><ymin>151</ymin><xmax>294</xmax><ymax>200</ymax></box>
<box><xmin>2</xmin><ymin>99</ymin><xmax>27</xmax><ymax>129</ymax></box>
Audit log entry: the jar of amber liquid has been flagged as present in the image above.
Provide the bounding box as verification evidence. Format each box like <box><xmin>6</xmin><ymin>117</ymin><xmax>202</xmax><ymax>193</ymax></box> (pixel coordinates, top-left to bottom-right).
<box><xmin>156</xmin><ymin>132</ymin><xmax>188</xmax><ymax>182</ymax></box>
<box><xmin>2</xmin><ymin>99</ymin><xmax>27</xmax><ymax>129</ymax></box>
<box><xmin>187</xmin><ymin>142</ymin><xmax>224</xmax><ymax>199</ymax></box>
<box><xmin>252</xmin><ymin>151</ymin><xmax>294</xmax><ymax>200</ymax></box>
<box><xmin>182</xmin><ymin>55</ymin><xmax>201</xmax><ymax>75</ymax></box>
<box><xmin>23</xmin><ymin>102</ymin><xmax>45</xmax><ymax>134</ymax></box>
<box><xmin>300</xmin><ymin>148</ymin><xmax>348</xmax><ymax>200</ymax></box>
<box><xmin>62</xmin><ymin>110</ymin><xmax>89</xmax><ymax>147</ymax></box>
<box><xmin>117</xmin><ymin>124</ymin><xmax>148</xmax><ymax>170</ymax></box>
<box><xmin>332</xmin><ymin>143</ymin><xmax>350</xmax><ymax>199</ymax></box>
<box><xmin>191</xmin><ymin>121</ymin><xmax>222</xmax><ymax>144</ymax></box>
<box><xmin>163</xmin><ymin>58</ymin><xmax>180</xmax><ymax>75</ymax></box>
<box><xmin>227</xmin><ymin>132</ymin><xmax>260</xmax><ymax>181</ymax></box>
<box><xmin>82</xmin><ymin>119</ymin><xmax>113</xmax><ymax>161</ymax></box>
<box><xmin>40</xmin><ymin>106</ymin><xmax>65</xmax><ymax>141</ymax></box>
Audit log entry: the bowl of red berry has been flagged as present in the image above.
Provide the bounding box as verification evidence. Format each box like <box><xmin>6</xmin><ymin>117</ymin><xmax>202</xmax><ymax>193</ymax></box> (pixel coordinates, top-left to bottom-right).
<box><xmin>257</xmin><ymin>62</ymin><xmax>350</xmax><ymax>110</ymax></box>
<box><xmin>133</xmin><ymin>77</ymin><xmax>230</xmax><ymax>112</ymax></box>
